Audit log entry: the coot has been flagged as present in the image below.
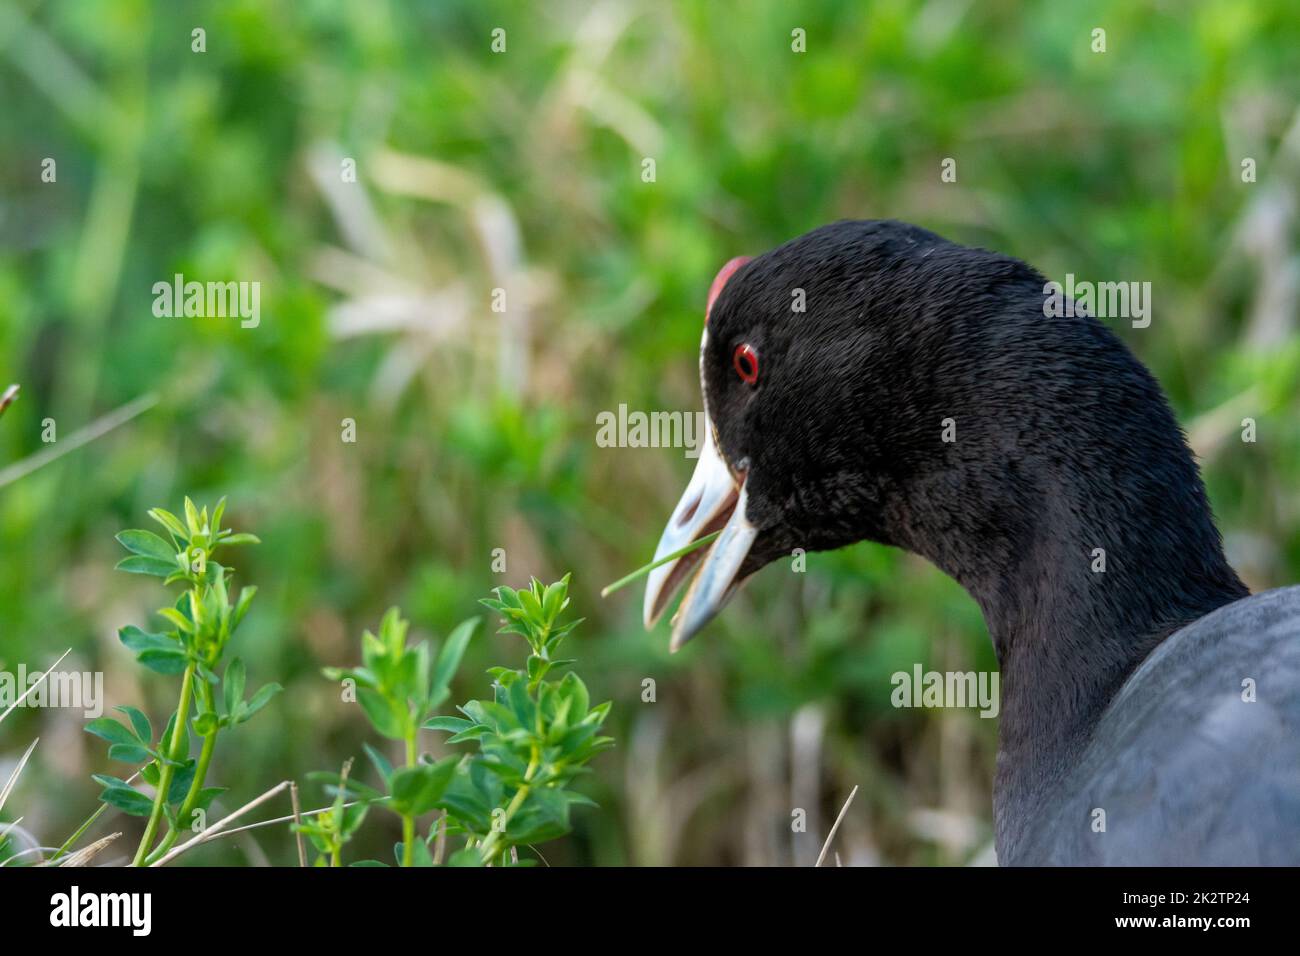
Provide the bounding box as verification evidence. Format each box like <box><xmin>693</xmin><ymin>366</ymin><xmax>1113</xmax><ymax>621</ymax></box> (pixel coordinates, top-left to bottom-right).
<box><xmin>643</xmin><ymin>220</ymin><xmax>1300</xmax><ymax>865</ymax></box>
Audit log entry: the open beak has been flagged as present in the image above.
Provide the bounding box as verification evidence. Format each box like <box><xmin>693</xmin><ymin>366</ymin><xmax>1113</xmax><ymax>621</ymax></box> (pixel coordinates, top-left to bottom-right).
<box><xmin>643</xmin><ymin>415</ymin><xmax>759</xmax><ymax>651</ymax></box>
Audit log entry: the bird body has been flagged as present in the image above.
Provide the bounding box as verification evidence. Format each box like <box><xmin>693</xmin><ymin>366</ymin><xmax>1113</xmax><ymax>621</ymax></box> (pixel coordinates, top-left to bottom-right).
<box><xmin>1014</xmin><ymin>585</ymin><xmax>1300</xmax><ymax>865</ymax></box>
<box><xmin>642</xmin><ymin>219</ymin><xmax>1299</xmax><ymax>865</ymax></box>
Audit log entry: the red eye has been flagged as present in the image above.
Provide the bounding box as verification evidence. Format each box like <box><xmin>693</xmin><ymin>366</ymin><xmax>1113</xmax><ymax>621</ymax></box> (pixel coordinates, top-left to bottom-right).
<box><xmin>733</xmin><ymin>344</ymin><xmax>759</xmax><ymax>385</ymax></box>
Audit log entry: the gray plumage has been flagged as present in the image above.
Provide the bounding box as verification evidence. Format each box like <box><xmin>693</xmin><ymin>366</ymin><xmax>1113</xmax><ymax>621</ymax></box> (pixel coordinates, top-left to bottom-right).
<box><xmin>1009</xmin><ymin>586</ymin><xmax>1300</xmax><ymax>865</ymax></box>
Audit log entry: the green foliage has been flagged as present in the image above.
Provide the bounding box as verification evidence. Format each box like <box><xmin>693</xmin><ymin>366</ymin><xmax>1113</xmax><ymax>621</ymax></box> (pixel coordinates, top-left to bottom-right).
<box><xmin>83</xmin><ymin>499</ymin><xmax>280</xmax><ymax>865</ymax></box>
<box><xmin>3</xmin><ymin>0</ymin><xmax>1297</xmax><ymax>866</ymax></box>
<box><xmin>323</xmin><ymin>608</ymin><xmax>474</xmax><ymax>743</ymax></box>
<box><xmin>294</xmin><ymin>760</ymin><xmax>371</xmax><ymax>867</ymax></box>
<box><xmin>311</xmin><ymin>575</ymin><xmax>611</xmax><ymax>867</ymax></box>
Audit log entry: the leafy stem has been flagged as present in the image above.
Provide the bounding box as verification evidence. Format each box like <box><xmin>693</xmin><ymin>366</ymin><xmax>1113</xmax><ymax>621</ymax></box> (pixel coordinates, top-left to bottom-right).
<box><xmin>132</xmin><ymin>662</ymin><xmax>195</xmax><ymax>866</ymax></box>
<box><xmin>73</xmin><ymin>498</ymin><xmax>278</xmax><ymax>869</ymax></box>
<box><xmin>144</xmin><ymin>709</ymin><xmax>218</xmax><ymax>866</ymax></box>
<box><xmin>477</xmin><ymin>746</ymin><xmax>539</xmax><ymax>865</ymax></box>
<box><xmin>400</xmin><ymin>727</ymin><xmax>418</xmax><ymax>868</ymax></box>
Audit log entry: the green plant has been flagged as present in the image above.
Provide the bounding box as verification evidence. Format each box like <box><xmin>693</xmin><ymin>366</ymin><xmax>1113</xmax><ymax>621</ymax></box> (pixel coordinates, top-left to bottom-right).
<box><xmin>83</xmin><ymin>497</ymin><xmax>281</xmax><ymax>866</ymax></box>
<box><xmin>312</xmin><ymin>574</ymin><xmax>612</xmax><ymax>866</ymax></box>
<box><xmin>315</xmin><ymin>607</ymin><xmax>475</xmax><ymax>867</ymax></box>
<box><xmin>293</xmin><ymin>759</ymin><xmax>369</xmax><ymax>867</ymax></box>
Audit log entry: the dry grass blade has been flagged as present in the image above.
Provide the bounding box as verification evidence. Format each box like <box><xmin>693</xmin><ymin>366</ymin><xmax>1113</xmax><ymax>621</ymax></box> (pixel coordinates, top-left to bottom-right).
<box><xmin>49</xmin><ymin>768</ymin><xmax>140</xmax><ymax>864</ymax></box>
<box><xmin>0</xmin><ymin>392</ymin><xmax>157</xmax><ymax>489</ymax></box>
<box><xmin>150</xmin><ymin>781</ymin><xmax>290</xmax><ymax>867</ymax></box>
<box><xmin>53</xmin><ymin>832</ymin><xmax>121</xmax><ymax>867</ymax></box>
<box><xmin>431</xmin><ymin>810</ymin><xmax>448</xmax><ymax>865</ymax></box>
<box><xmin>0</xmin><ymin>817</ymin><xmax>25</xmax><ymax>849</ymax></box>
<box><xmin>816</xmin><ymin>784</ymin><xmax>859</xmax><ymax>867</ymax></box>
<box><xmin>0</xmin><ymin>648</ymin><xmax>71</xmax><ymax>727</ymax></box>
<box><xmin>185</xmin><ymin>799</ymin><xmax>364</xmax><ymax>841</ymax></box>
<box><xmin>289</xmin><ymin>780</ymin><xmax>307</xmax><ymax>867</ymax></box>
<box><xmin>0</xmin><ymin>738</ymin><xmax>39</xmax><ymax>817</ymax></box>
<box><xmin>0</xmin><ymin>384</ymin><xmax>18</xmax><ymax>418</ymax></box>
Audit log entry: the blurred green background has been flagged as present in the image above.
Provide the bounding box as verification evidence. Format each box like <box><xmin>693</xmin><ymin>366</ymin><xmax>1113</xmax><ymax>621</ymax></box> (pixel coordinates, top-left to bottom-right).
<box><xmin>1</xmin><ymin>0</ymin><xmax>1297</xmax><ymax>866</ymax></box>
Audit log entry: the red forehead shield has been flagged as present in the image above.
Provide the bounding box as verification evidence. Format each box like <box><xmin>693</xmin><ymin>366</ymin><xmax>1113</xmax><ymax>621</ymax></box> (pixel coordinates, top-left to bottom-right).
<box><xmin>705</xmin><ymin>256</ymin><xmax>753</xmax><ymax>323</ymax></box>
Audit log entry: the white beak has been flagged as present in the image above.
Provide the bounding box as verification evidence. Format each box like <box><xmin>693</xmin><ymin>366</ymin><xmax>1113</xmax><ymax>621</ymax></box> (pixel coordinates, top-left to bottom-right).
<box><xmin>643</xmin><ymin>416</ymin><xmax>759</xmax><ymax>651</ymax></box>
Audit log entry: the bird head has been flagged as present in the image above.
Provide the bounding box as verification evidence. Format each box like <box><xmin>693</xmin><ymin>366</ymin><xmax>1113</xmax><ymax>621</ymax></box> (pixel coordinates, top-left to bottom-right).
<box><xmin>645</xmin><ymin>219</ymin><xmax>1243</xmax><ymax>655</ymax></box>
<box><xmin>645</xmin><ymin>220</ymin><xmax>954</xmax><ymax>649</ymax></box>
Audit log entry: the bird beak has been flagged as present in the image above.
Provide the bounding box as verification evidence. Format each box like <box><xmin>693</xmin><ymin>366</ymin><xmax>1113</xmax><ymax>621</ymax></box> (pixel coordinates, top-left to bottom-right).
<box><xmin>643</xmin><ymin>416</ymin><xmax>759</xmax><ymax>651</ymax></box>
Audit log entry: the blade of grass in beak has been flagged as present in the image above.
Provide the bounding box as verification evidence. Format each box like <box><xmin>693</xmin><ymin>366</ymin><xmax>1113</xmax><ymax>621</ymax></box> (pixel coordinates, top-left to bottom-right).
<box><xmin>601</xmin><ymin>532</ymin><xmax>720</xmax><ymax>598</ymax></box>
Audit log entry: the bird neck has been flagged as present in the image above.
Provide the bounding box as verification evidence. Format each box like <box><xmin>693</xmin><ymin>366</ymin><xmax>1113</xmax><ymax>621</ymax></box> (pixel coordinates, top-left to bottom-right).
<box><xmin>974</xmin><ymin>493</ymin><xmax>1242</xmax><ymax>848</ymax></box>
<box><xmin>886</xmin><ymin>394</ymin><xmax>1247</xmax><ymax>846</ymax></box>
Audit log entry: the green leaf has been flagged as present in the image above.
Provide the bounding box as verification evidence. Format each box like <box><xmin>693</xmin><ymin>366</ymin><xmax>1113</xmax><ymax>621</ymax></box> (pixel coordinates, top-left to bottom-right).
<box><xmin>196</xmin><ymin>661</ymin><xmax>221</xmax><ymax>685</ymax></box>
<box><xmin>116</xmin><ymin>530</ymin><xmax>175</xmax><ymax>560</ymax></box>
<box><xmin>224</xmin><ymin>658</ymin><xmax>246</xmax><ymax>718</ymax></box>
<box><xmin>506</xmin><ymin>678</ymin><xmax>535</xmax><ymax>728</ymax></box>
<box><xmin>542</xmin><ymin>574</ymin><xmax>568</xmax><ymax>619</ymax></box>
<box><xmin>232</xmin><ymin>586</ymin><xmax>257</xmax><ymax>629</ymax></box>
<box><xmin>363</xmin><ymin>743</ymin><xmax>394</xmax><ymax>785</ymax></box>
<box><xmin>446</xmin><ymin>847</ymin><xmax>483</xmax><ymax>867</ymax></box>
<box><xmin>157</xmin><ymin>607</ymin><xmax>195</xmax><ymax>633</ymax></box>
<box><xmin>91</xmin><ymin>773</ymin><xmax>133</xmax><ymax>790</ymax></box>
<box><xmin>408</xmin><ymin>837</ymin><xmax>434</xmax><ymax>867</ymax></box>
<box><xmin>107</xmin><ymin>743</ymin><xmax>152</xmax><ymax>764</ymax></box>
<box><xmin>193</xmin><ymin>711</ymin><xmax>220</xmax><ymax>735</ymax></box>
<box><xmin>85</xmin><ymin>717</ymin><xmax>140</xmax><ymax>747</ymax></box>
<box><xmin>191</xmin><ymin>787</ymin><xmax>226</xmax><ymax>816</ymax></box>
<box><xmin>560</xmin><ymin>671</ymin><xmax>590</xmax><ymax>721</ymax></box>
<box><xmin>116</xmin><ymin>555</ymin><xmax>177</xmax><ymax>578</ymax></box>
<box><xmin>431</xmin><ymin>617</ymin><xmax>478</xmax><ymax>702</ymax></box>
<box><xmin>168</xmin><ymin>760</ymin><xmax>197</xmax><ymax>803</ymax></box>
<box><xmin>518</xmin><ymin>587</ymin><xmax>543</xmax><ymax>625</ymax></box>
<box><xmin>389</xmin><ymin>756</ymin><xmax>459</xmax><ymax>817</ymax></box>
<box><xmin>184</xmin><ymin>497</ymin><xmax>202</xmax><ymax>535</ymax></box>
<box><xmin>160</xmin><ymin>711</ymin><xmax>189</xmax><ymax>764</ymax></box>
<box><xmin>220</xmin><ymin>533</ymin><xmax>261</xmax><ymax>546</ymax></box>
<box><xmin>241</xmin><ymin>682</ymin><xmax>282</xmax><ymax>721</ymax></box>
<box><xmin>446</xmin><ymin>725</ymin><xmax>491</xmax><ymax>744</ymax></box>
<box><xmin>562</xmin><ymin>790</ymin><xmax>600</xmax><ymax>809</ymax></box>
<box><xmin>506</xmin><ymin>786</ymin><xmax>570</xmax><ymax>844</ymax></box>
<box><xmin>527</xmin><ymin>655</ymin><xmax>553</xmax><ymax>686</ymax></box>
<box><xmin>148</xmin><ymin>508</ymin><xmax>188</xmax><ymax>542</ymax></box>
<box><xmin>423</xmin><ymin>716</ymin><xmax>474</xmax><ymax>733</ymax></box>
<box><xmin>358</xmin><ymin>687</ymin><xmax>406</xmax><ymax>740</ymax></box>
<box><xmin>118</xmin><ymin>625</ymin><xmax>176</xmax><ymax>654</ymax></box>
<box><xmin>114</xmin><ymin>706</ymin><xmax>152</xmax><ymax>744</ymax></box>
<box><xmin>100</xmin><ymin>785</ymin><xmax>154</xmax><ymax>816</ymax></box>
<box><xmin>136</xmin><ymin>648</ymin><xmax>189</xmax><ymax>675</ymax></box>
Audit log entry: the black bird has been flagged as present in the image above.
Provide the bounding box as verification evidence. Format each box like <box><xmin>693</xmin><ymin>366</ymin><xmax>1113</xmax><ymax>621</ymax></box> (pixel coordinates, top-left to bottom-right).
<box><xmin>643</xmin><ymin>219</ymin><xmax>1300</xmax><ymax>866</ymax></box>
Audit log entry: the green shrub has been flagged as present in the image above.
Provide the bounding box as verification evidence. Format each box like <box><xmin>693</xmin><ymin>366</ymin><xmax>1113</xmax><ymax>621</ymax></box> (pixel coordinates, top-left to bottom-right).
<box><xmin>307</xmin><ymin>574</ymin><xmax>612</xmax><ymax>866</ymax></box>
<box><xmin>83</xmin><ymin>498</ymin><xmax>280</xmax><ymax>866</ymax></box>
